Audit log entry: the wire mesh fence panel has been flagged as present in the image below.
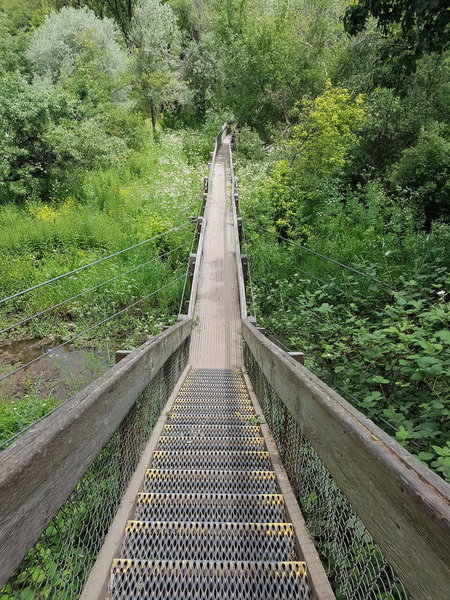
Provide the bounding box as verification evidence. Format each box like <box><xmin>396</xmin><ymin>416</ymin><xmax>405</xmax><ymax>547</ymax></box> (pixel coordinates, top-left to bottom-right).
<box><xmin>244</xmin><ymin>343</ymin><xmax>409</xmax><ymax>600</ymax></box>
<box><xmin>0</xmin><ymin>337</ymin><xmax>189</xmax><ymax>600</ymax></box>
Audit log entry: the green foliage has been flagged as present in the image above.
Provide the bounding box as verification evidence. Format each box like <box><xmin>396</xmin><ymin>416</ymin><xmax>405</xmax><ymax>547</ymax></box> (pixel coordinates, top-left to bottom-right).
<box><xmin>130</xmin><ymin>0</ymin><xmax>183</xmax><ymax>132</ymax></box>
<box><xmin>239</xmin><ymin>151</ymin><xmax>450</xmax><ymax>482</ymax></box>
<box><xmin>27</xmin><ymin>6</ymin><xmax>127</xmax><ymax>82</ymax></box>
<box><xmin>233</xmin><ymin>126</ymin><xmax>264</xmax><ymax>161</ymax></box>
<box><xmin>290</xmin><ymin>81</ymin><xmax>366</xmax><ymax>177</ymax></box>
<box><xmin>0</xmin><ymin>394</ymin><xmax>58</xmax><ymax>444</ymax></box>
<box><xmin>0</xmin><ymin>73</ymin><xmax>55</xmax><ymax>203</ymax></box>
<box><xmin>344</xmin><ymin>0</ymin><xmax>450</xmax><ymax>59</ymax></box>
<box><xmin>389</xmin><ymin>122</ymin><xmax>450</xmax><ymax>224</ymax></box>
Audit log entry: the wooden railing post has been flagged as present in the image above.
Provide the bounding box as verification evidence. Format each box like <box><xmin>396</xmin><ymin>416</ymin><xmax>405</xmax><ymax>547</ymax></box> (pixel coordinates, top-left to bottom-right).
<box><xmin>234</xmin><ymin>193</ymin><xmax>240</xmax><ymax>215</ymax></box>
<box><xmin>115</xmin><ymin>350</ymin><xmax>131</xmax><ymax>364</ymax></box>
<box><xmin>237</xmin><ymin>217</ymin><xmax>243</xmax><ymax>244</ymax></box>
<box><xmin>188</xmin><ymin>254</ymin><xmax>196</xmax><ymax>291</ymax></box>
<box><xmin>241</xmin><ymin>254</ymin><xmax>248</xmax><ymax>284</ymax></box>
<box><xmin>289</xmin><ymin>352</ymin><xmax>305</xmax><ymax>365</ymax></box>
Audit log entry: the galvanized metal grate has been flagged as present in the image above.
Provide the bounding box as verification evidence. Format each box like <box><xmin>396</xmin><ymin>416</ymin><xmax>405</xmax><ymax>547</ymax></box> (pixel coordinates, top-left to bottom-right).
<box><xmin>134</xmin><ymin>493</ymin><xmax>288</xmax><ymax>523</ymax></box>
<box><xmin>143</xmin><ymin>469</ymin><xmax>279</xmax><ymax>494</ymax></box>
<box><xmin>110</xmin><ymin>559</ymin><xmax>311</xmax><ymax>600</ymax></box>
<box><xmin>121</xmin><ymin>521</ymin><xmax>297</xmax><ymax>562</ymax></box>
<box><xmin>0</xmin><ymin>338</ymin><xmax>190</xmax><ymax>600</ymax></box>
<box><xmin>151</xmin><ymin>450</ymin><xmax>272</xmax><ymax>471</ymax></box>
<box><xmin>171</xmin><ymin>402</ymin><xmax>255</xmax><ymax>412</ymax></box>
<box><xmin>157</xmin><ymin>435</ymin><xmax>267</xmax><ymax>451</ymax></box>
<box><xmin>166</xmin><ymin>413</ymin><xmax>260</xmax><ymax>425</ymax></box>
<box><xmin>162</xmin><ymin>424</ymin><xmax>262</xmax><ymax>437</ymax></box>
<box><xmin>244</xmin><ymin>343</ymin><xmax>409</xmax><ymax>600</ymax></box>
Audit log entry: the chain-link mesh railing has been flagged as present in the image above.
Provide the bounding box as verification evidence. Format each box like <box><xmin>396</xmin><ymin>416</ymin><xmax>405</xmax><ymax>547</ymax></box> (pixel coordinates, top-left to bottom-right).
<box><xmin>244</xmin><ymin>343</ymin><xmax>409</xmax><ymax>600</ymax></box>
<box><xmin>0</xmin><ymin>337</ymin><xmax>189</xmax><ymax>600</ymax></box>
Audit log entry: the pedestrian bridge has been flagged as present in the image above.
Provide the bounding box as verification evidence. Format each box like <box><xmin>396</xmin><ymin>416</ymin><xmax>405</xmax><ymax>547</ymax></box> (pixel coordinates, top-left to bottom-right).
<box><xmin>0</xmin><ymin>125</ymin><xmax>448</xmax><ymax>600</ymax></box>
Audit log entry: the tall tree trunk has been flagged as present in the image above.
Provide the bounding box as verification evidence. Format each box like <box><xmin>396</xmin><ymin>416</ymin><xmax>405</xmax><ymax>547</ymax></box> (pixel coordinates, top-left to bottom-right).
<box><xmin>149</xmin><ymin>99</ymin><xmax>157</xmax><ymax>138</ymax></box>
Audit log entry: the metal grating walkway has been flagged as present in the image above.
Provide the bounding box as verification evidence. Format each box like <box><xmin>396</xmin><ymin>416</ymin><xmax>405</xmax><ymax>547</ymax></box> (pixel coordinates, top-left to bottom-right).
<box><xmin>108</xmin><ymin>368</ymin><xmax>311</xmax><ymax>599</ymax></box>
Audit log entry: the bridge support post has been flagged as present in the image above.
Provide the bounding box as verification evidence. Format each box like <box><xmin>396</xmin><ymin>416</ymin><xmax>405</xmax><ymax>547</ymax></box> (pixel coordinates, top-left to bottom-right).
<box><xmin>196</xmin><ymin>217</ymin><xmax>203</xmax><ymax>234</ymax></box>
<box><xmin>234</xmin><ymin>193</ymin><xmax>240</xmax><ymax>215</ymax></box>
<box><xmin>115</xmin><ymin>350</ymin><xmax>131</xmax><ymax>364</ymax></box>
<box><xmin>237</xmin><ymin>217</ymin><xmax>243</xmax><ymax>244</ymax></box>
<box><xmin>202</xmin><ymin>193</ymin><xmax>207</xmax><ymax>213</ymax></box>
<box><xmin>289</xmin><ymin>351</ymin><xmax>305</xmax><ymax>365</ymax></box>
<box><xmin>203</xmin><ymin>176</ymin><xmax>209</xmax><ymax>193</ymax></box>
<box><xmin>241</xmin><ymin>254</ymin><xmax>248</xmax><ymax>284</ymax></box>
<box><xmin>189</xmin><ymin>254</ymin><xmax>196</xmax><ymax>291</ymax></box>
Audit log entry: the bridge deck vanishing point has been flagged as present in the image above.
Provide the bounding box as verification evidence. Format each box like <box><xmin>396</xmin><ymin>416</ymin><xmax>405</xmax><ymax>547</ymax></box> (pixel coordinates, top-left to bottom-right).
<box><xmin>82</xmin><ymin>132</ymin><xmax>333</xmax><ymax>600</ymax></box>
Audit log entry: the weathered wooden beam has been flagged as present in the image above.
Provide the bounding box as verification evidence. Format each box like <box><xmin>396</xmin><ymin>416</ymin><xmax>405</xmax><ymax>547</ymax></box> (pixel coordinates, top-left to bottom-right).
<box><xmin>203</xmin><ymin>176</ymin><xmax>209</xmax><ymax>193</ymax></box>
<box><xmin>0</xmin><ymin>318</ymin><xmax>192</xmax><ymax>586</ymax></box>
<box><xmin>243</xmin><ymin>319</ymin><xmax>450</xmax><ymax>600</ymax></box>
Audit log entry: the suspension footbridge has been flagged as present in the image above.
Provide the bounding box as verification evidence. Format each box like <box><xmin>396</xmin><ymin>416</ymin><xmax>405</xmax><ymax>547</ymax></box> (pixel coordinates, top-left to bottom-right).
<box><xmin>0</xmin><ymin>125</ymin><xmax>448</xmax><ymax>600</ymax></box>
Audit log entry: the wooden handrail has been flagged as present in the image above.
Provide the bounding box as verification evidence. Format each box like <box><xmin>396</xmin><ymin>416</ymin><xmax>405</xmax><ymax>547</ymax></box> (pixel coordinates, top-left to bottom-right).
<box><xmin>0</xmin><ymin>318</ymin><xmax>192</xmax><ymax>585</ymax></box>
<box><xmin>243</xmin><ymin>319</ymin><xmax>450</xmax><ymax>600</ymax></box>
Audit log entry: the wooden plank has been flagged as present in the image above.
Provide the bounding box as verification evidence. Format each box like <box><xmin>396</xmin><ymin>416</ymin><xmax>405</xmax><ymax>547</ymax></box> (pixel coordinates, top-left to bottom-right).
<box><xmin>229</xmin><ymin>143</ymin><xmax>248</xmax><ymax>320</ymax></box>
<box><xmin>243</xmin><ymin>319</ymin><xmax>450</xmax><ymax>600</ymax></box>
<box><xmin>0</xmin><ymin>318</ymin><xmax>192</xmax><ymax>586</ymax></box>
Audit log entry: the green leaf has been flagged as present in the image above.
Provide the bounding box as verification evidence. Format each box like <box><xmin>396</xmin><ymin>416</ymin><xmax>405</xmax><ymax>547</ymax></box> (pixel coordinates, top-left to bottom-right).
<box><xmin>418</xmin><ymin>452</ymin><xmax>434</xmax><ymax>460</ymax></box>
<box><xmin>436</xmin><ymin>330</ymin><xmax>450</xmax><ymax>344</ymax></box>
<box><xmin>371</xmin><ymin>375</ymin><xmax>390</xmax><ymax>384</ymax></box>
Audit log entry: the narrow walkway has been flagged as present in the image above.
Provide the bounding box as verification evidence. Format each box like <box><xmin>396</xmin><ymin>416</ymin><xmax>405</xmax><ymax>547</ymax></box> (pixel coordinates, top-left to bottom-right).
<box><xmin>108</xmin><ymin>369</ymin><xmax>310</xmax><ymax>599</ymax></box>
<box><xmin>189</xmin><ymin>137</ymin><xmax>242</xmax><ymax>368</ymax></box>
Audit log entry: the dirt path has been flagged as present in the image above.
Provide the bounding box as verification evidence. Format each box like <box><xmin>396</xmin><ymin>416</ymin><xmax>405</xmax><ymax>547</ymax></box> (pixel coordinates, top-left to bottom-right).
<box><xmin>189</xmin><ymin>136</ymin><xmax>242</xmax><ymax>368</ymax></box>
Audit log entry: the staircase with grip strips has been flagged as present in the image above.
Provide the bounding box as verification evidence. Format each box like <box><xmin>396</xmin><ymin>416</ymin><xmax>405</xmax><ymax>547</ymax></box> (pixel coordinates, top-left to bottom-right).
<box><xmin>108</xmin><ymin>368</ymin><xmax>312</xmax><ymax>599</ymax></box>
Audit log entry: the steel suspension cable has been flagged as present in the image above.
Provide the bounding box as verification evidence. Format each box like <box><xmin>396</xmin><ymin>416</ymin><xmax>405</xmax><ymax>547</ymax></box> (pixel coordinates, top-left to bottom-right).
<box><xmin>0</xmin><ymin>275</ymin><xmax>185</xmax><ymax>383</ymax></box>
<box><xmin>178</xmin><ymin>228</ymin><xmax>199</xmax><ymax>317</ymax></box>
<box><xmin>0</xmin><ymin>243</ymin><xmax>190</xmax><ymax>337</ymax></box>
<box><xmin>0</xmin><ymin>222</ymin><xmax>192</xmax><ymax>306</ymax></box>
<box><xmin>256</xmin><ymin>225</ymin><xmax>395</xmax><ymax>289</ymax></box>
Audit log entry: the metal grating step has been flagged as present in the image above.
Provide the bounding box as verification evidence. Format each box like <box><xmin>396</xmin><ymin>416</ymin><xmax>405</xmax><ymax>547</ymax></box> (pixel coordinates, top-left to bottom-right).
<box><xmin>179</xmin><ymin>384</ymin><xmax>248</xmax><ymax>391</ymax></box>
<box><xmin>134</xmin><ymin>493</ymin><xmax>288</xmax><ymax>523</ymax></box>
<box><xmin>166</xmin><ymin>413</ymin><xmax>261</xmax><ymax>425</ymax></box>
<box><xmin>156</xmin><ymin>436</ymin><xmax>266</xmax><ymax>451</ymax></box>
<box><xmin>110</xmin><ymin>559</ymin><xmax>311</xmax><ymax>599</ymax></box>
<box><xmin>143</xmin><ymin>469</ymin><xmax>278</xmax><ymax>494</ymax></box>
<box><xmin>151</xmin><ymin>450</ymin><xmax>272</xmax><ymax>471</ymax></box>
<box><xmin>171</xmin><ymin>403</ymin><xmax>255</xmax><ymax>413</ymax></box>
<box><xmin>162</xmin><ymin>424</ymin><xmax>262</xmax><ymax>437</ymax></box>
<box><xmin>121</xmin><ymin>521</ymin><xmax>297</xmax><ymax>562</ymax></box>
<box><xmin>174</xmin><ymin>395</ymin><xmax>252</xmax><ymax>403</ymax></box>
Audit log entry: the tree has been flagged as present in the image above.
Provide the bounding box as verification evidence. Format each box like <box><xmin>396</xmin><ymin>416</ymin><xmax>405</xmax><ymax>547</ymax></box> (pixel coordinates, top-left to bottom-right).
<box><xmin>60</xmin><ymin>0</ymin><xmax>135</xmax><ymax>42</ymax></box>
<box><xmin>344</xmin><ymin>0</ymin><xmax>450</xmax><ymax>69</ymax></box>
<box><xmin>389</xmin><ymin>122</ymin><xmax>450</xmax><ymax>226</ymax></box>
<box><xmin>130</xmin><ymin>0</ymin><xmax>182</xmax><ymax>135</ymax></box>
<box><xmin>290</xmin><ymin>81</ymin><xmax>366</xmax><ymax>177</ymax></box>
<box><xmin>27</xmin><ymin>6</ymin><xmax>127</xmax><ymax>82</ymax></box>
<box><xmin>0</xmin><ymin>73</ymin><xmax>56</xmax><ymax>202</ymax></box>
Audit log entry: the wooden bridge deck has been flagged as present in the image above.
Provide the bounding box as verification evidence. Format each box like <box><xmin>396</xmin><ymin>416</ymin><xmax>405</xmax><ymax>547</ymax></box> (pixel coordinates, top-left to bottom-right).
<box><xmin>189</xmin><ymin>135</ymin><xmax>242</xmax><ymax>368</ymax></box>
